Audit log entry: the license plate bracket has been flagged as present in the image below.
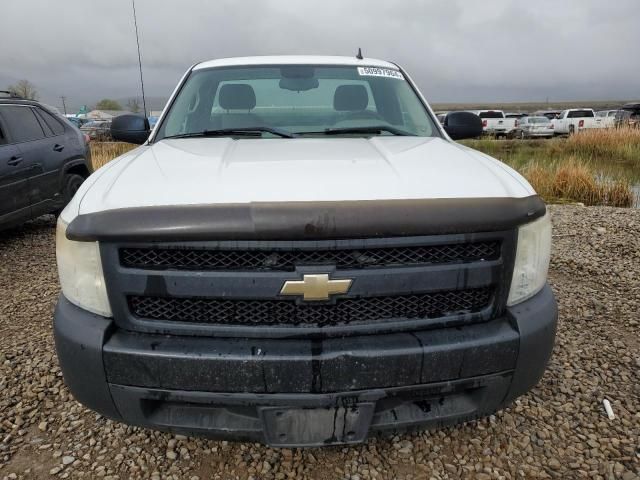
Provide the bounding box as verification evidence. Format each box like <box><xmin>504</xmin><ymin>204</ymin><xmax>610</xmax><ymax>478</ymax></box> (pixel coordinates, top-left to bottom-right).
<box><xmin>260</xmin><ymin>403</ymin><xmax>374</xmax><ymax>447</ymax></box>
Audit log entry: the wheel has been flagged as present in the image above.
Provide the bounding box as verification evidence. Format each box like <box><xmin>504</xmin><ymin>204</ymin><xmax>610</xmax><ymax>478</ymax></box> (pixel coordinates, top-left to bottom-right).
<box><xmin>61</xmin><ymin>173</ymin><xmax>85</xmax><ymax>206</ymax></box>
<box><xmin>568</xmin><ymin>125</ymin><xmax>575</xmax><ymax>135</ymax></box>
<box><xmin>519</xmin><ymin>130</ymin><xmax>526</xmax><ymax>140</ymax></box>
<box><xmin>53</xmin><ymin>173</ymin><xmax>85</xmax><ymax>217</ymax></box>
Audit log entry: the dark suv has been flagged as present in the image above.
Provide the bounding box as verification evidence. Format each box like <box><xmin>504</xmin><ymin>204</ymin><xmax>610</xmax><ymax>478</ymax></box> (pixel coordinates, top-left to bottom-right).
<box><xmin>0</xmin><ymin>92</ymin><xmax>91</xmax><ymax>230</ymax></box>
<box><xmin>615</xmin><ymin>103</ymin><xmax>640</xmax><ymax>129</ymax></box>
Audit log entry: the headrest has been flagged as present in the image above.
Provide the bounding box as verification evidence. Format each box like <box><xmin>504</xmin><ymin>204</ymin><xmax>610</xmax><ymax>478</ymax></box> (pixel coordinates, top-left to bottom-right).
<box><xmin>334</xmin><ymin>85</ymin><xmax>369</xmax><ymax>111</ymax></box>
<box><xmin>219</xmin><ymin>84</ymin><xmax>256</xmax><ymax>110</ymax></box>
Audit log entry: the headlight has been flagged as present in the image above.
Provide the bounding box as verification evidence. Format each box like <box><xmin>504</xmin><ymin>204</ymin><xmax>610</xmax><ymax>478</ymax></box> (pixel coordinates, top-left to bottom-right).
<box><xmin>56</xmin><ymin>218</ymin><xmax>112</xmax><ymax>317</ymax></box>
<box><xmin>507</xmin><ymin>212</ymin><xmax>552</xmax><ymax>306</ymax></box>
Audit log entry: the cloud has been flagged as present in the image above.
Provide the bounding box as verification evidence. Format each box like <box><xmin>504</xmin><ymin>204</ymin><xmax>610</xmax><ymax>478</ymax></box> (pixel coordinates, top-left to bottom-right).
<box><xmin>1</xmin><ymin>0</ymin><xmax>638</xmax><ymax>110</ymax></box>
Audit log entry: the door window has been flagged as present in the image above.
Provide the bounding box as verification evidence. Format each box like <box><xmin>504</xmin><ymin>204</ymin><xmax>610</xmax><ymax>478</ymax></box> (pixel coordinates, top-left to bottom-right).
<box><xmin>34</xmin><ymin>109</ymin><xmax>55</xmax><ymax>136</ymax></box>
<box><xmin>0</xmin><ymin>106</ymin><xmax>46</xmax><ymax>143</ymax></box>
<box><xmin>478</xmin><ymin>111</ymin><xmax>504</xmax><ymax>119</ymax></box>
<box><xmin>37</xmin><ymin>108</ymin><xmax>66</xmax><ymax>136</ymax></box>
<box><xmin>568</xmin><ymin>110</ymin><xmax>594</xmax><ymax>118</ymax></box>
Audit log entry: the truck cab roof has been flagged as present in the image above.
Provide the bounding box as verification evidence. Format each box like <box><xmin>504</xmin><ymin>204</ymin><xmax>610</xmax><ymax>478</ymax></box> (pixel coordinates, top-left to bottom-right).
<box><xmin>194</xmin><ymin>55</ymin><xmax>398</xmax><ymax>70</ymax></box>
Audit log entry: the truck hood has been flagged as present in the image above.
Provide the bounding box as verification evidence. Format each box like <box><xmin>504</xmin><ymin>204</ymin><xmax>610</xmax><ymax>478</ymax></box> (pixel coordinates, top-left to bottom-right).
<box><xmin>75</xmin><ymin>136</ymin><xmax>533</xmax><ymax>216</ymax></box>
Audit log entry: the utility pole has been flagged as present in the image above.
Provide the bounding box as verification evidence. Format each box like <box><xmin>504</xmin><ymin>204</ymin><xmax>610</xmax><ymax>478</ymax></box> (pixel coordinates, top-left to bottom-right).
<box><xmin>60</xmin><ymin>96</ymin><xmax>67</xmax><ymax>115</ymax></box>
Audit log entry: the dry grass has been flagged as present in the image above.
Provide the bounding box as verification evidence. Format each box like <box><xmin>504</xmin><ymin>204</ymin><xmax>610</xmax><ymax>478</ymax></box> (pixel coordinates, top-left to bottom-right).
<box><xmin>91</xmin><ymin>142</ymin><xmax>137</xmax><ymax>170</ymax></box>
<box><xmin>559</xmin><ymin>127</ymin><xmax>640</xmax><ymax>164</ymax></box>
<box><xmin>523</xmin><ymin>159</ymin><xmax>634</xmax><ymax>207</ymax></box>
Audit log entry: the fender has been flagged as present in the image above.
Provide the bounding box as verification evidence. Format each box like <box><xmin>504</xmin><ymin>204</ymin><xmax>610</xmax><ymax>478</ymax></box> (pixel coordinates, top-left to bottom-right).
<box><xmin>59</xmin><ymin>157</ymin><xmax>91</xmax><ymax>182</ymax></box>
<box><xmin>54</xmin><ymin>157</ymin><xmax>91</xmax><ymax>207</ymax></box>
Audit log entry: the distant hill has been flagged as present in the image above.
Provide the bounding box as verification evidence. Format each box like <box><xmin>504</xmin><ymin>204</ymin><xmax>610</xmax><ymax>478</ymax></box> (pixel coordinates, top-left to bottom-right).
<box><xmin>431</xmin><ymin>100</ymin><xmax>636</xmax><ymax>113</ymax></box>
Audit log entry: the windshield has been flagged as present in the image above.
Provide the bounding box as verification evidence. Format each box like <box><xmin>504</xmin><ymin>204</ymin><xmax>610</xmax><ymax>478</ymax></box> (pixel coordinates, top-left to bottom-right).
<box><xmin>155</xmin><ymin>65</ymin><xmax>439</xmax><ymax>140</ymax></box>
<box><xmin>529</xmin><ymin>117</ymin><xmax>550</xmax><ymax>124</ymax></box>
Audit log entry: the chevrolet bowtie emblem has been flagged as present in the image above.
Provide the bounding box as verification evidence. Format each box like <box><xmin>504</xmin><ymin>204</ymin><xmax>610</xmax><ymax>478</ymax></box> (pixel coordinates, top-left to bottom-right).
<box><xmin>280</xmin><ymin>274</ymin><xmax>352</xmax><ymax>301</ymax></box>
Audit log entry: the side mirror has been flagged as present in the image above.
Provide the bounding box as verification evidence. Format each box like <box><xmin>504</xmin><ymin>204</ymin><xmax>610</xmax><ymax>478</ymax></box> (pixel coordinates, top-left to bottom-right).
<box><xmin>111</xmin><ymin>114</ymin><xmax>150</xmax><ymax>144</ymax></box>
<box><xmin>443</xmin><ymin>111</ymin><xmax>483</xmax><ymax>140</ymax></box>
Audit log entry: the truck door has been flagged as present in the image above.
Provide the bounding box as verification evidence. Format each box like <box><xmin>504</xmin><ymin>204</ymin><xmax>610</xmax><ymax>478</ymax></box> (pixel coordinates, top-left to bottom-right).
<box><xmin>31</xmin><ymin>107</ymin><xmax>69</xmax><ymax>204</ymax></box>
<box><xmin>0</xmin><ymin>143</ymin><xmax>28</xmax><ymax>224</ymax></box>
<box><xmin>557</xmin><ymin>111</ymin><xmax>568</xmax><ymax>132</ymax></box>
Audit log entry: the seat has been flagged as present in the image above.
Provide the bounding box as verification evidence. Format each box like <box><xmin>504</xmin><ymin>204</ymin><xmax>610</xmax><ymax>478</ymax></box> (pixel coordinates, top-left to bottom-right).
<box><xmin>333</xmin><ymin>85</ymin><xmax>381</xmax><ymax>122</ymax></box>
<box><xmin>216</xmin><ymin>84</ymin><xmax>262</xmax><ymax>129</ymax></box>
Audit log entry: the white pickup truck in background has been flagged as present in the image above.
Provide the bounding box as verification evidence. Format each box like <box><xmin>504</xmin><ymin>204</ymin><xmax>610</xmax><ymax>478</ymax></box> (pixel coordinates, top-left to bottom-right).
<box><xmin>596</xmin><ymin>109</ymin><xmax>619</xmax><ymax>129</ymax></box>
<box><xmin>472</xmin><ymin>110</ymin><xmax>517</xmax><ymax>137</ymax></box>
<box><xmin>551</xmin><ymin>108</ymin><xmax>603</xmax><ymax>135</ymax></box>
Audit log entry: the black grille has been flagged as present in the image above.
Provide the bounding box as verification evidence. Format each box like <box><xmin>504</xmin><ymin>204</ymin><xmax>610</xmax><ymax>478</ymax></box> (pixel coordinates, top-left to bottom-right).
<box><xmin>120</xmin><ymin>241</ymin><xmax>500</xmax><ymax>271</ymax></box>
<box><xmin>128</xmin><ymin>288</ymin><xmax>493</xmax><ymax>327</ymax></box>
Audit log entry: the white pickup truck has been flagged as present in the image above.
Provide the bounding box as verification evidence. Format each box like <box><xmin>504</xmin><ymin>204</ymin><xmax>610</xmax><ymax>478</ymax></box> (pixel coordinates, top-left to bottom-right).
<box><xmin>53</xmin><ymin>55</ymin><xmax>556</xmax><ymax>447</ymax></box>
<box><xmin>551</xmin><ymin>108</ymin><xmax>603</xmax><ymax>135</ymax></box>
<box><xmin>472</xmin><ymin>110</ymin><xmax>517</xmax><ymax>137</ymax></box>
<box><xmin>596</xmin><ymin>110</ymin><xmax>618</xmax><ymax>129</ymax></box>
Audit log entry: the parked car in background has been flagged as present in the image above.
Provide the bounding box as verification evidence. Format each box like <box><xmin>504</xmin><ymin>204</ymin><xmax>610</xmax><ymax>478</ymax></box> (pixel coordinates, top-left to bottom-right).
<box><xmin>596</xmin><ymin>110</ymin><xmax>619</xmax><ymax>128</ymax></box>
<box><xmin>148</xmin><ymin>115</ymin><xmax>160</xmax><ymax>129</ymax></box>
<box><xmin>512</xmin><ymin>116</ymin><xmax>554</xmax><ymax>139</ymax></box>
<box><xmin>533</xmin><ymin>110</ymin><xmax>562</xmax><ymax>121</ymax></box>
<box><xmin>551</xmin><ymin>108</ymin><xmax>602</xmax><ymax>135</ymax></box>
<box><xmin>81</xmin><ymin>120</ymin><xmax>112</xmax><ymax>141</ymax></box>
<box><xmin>434</xmin><ymin>111</ymin><xmax>448</xmax><ymax>125</ymax></box>
<box><xmin>472</xmin><ymin>110</ymin><xmax>516</xmax><ymax>137</ymax></box>
<box><xmin>614</xmin><ymin>103</ymin><xmax>640</xmax><ymax>129</ymax></box>
<box><xmin>505</xmin><ymin>112</ymin><xmax>528</xmax><ymax>119</ymax></box>
<box><xmin>0</xmin><ymin>92</ymin><xmax>91</xmax><ymax>230</ymax></box>
<box><xmin>66</xmin><ymin>116</ymin><xmax>92</xmax><ymax>129</ymax></box>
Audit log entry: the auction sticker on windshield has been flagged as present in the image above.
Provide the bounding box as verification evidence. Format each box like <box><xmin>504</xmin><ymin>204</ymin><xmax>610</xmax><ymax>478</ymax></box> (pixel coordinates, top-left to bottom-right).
<box><xmin>357</xmin><ymin>67</ymin><xmax>404</xmax><ymax>80</ymax></box>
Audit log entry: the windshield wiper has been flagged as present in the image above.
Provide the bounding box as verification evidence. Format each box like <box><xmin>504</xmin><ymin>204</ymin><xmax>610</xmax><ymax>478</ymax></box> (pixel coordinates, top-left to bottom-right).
<box><xmin>163</xmin><ymin>126</ymin><xmax>296</xmax><ymax>140</ymax></box>
<box><xmin>298</xmin><ymin>125</ymin><xmax>414</xmax><ymax>136</ymax></box>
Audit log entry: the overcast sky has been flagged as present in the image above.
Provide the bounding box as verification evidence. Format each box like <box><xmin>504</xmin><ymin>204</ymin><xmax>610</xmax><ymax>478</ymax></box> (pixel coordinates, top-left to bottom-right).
<box><xmin>1</xmin><ymin>0</ymin><xmax>638</xmax><ymax>112</ymax></box>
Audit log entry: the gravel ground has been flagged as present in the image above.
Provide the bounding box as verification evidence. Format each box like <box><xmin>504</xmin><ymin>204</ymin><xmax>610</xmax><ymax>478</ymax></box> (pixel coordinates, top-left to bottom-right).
<box><xmin>0</xmin><ymin>205</ymin><xmax>638</xmax><ymax>480</ymax></box>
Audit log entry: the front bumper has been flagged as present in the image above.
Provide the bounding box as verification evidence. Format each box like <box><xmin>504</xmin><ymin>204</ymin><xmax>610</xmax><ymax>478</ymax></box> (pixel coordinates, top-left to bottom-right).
<box><xmin>484</xmin><ymin>128</ymin><xmax>508</xmax><ymax>135</ymax></box>
<box><xmin>54</xmin><ymin>285</ymin><xmax>557</xmax><ymax>447</ymax></box>
<box><xmin>524</xmin><ymin>130</ymin><xmax>554</xmax><ymax>137</ymax></box>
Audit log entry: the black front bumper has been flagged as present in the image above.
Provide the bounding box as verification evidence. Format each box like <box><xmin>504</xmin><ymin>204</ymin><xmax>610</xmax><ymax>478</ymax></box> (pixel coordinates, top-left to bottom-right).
<box><xmin>54</xmin><ymin>285</ymin><xmax>557</xmax><ymax>447</ymax></box>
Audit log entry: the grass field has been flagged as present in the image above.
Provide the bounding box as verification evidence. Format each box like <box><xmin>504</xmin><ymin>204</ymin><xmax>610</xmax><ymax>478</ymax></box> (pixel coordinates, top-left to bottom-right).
<box><xmin>90</xmin><ymin>128</ymin><xmax>640</xmax><ymax>207</ymax></box>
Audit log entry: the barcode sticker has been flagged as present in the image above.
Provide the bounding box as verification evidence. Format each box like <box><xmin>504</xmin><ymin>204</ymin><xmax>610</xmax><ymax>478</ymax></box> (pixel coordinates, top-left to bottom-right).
<box><xmin>357</xmin><ymin>67</ymin><xmax>404</xmax><ymax>80</ymax></box>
